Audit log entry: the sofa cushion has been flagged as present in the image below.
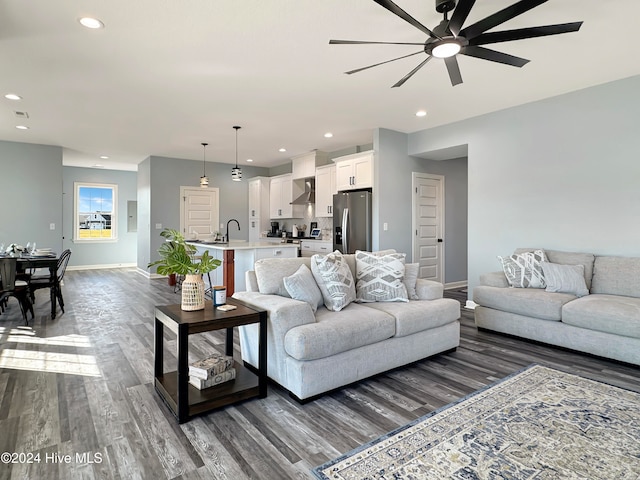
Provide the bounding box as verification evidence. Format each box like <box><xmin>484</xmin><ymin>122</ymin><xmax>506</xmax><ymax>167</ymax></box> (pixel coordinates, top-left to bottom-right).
<box><xmin>473</xmin><ymin>285</ymin><xmax>575</xmax><ymax>321</ymax></box>
<box><xmin>363</xmin><ymin>298</ymin><xmax>460</xmax><ymax>337</ymax></box>
<box><xmin>283</xmin><ymin>304</ymin><xmax>395</xmax><ymax>360</ymax></box>
<box><xmin>541</xmin><ymin>262</ymin><xmax>589</xmax><ymax>297</ymax></box>
<box><xmin>562</xmin><ymin>294</ymin><xmax>640</xmax><ymax>339</ymax></box>
<box><xmin>254</xmin><ymin>257</ymin><xmax>310</xmax><ymax>297</ymax></box>
<box><xmin>355</xmin><ymin>250</ymin><xmax>408</xmax><ymax>303</ymax></box>
<box><xmin>591</xmin><ymin>256</ymin><xmax>640</xmax><ymax>299</ymax></box>
<box><xmin>283</xmin><ymin>264</ymin><xmax>323</xmax><ymax>313</ymax></box>
<box><xmin>310</xmin><ymin>251</ymin><xmax>356</xmax><ymax>312</ymax></box>
<box><xmin>516</xmin><ymin>248</ymin><xmax>595</xmax><ymax>290</ymax></box>
<box><xmin>498</xmin><ymin>250</ymin><xmax>547</xmax><ymax>288</ymax></box>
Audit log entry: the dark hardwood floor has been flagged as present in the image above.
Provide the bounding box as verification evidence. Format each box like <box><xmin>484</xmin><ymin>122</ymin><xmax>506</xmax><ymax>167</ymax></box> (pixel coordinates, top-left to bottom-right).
<box><xmin>1</xmin><ymin>269</ymin><xmax>638</xmax><ymax>479</ymax></box>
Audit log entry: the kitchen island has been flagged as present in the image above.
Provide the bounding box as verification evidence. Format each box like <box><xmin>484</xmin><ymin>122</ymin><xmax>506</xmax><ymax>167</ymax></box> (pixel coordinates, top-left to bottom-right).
<box><xmin>187</xmin><ymin>241</ymin><xmax>298</xmax><ymax>294</ymax></box>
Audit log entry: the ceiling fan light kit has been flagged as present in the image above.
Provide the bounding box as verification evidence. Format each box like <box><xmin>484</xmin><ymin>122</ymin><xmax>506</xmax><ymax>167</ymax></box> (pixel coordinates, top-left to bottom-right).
<box><xmin>330</xmin><ymin>0</ymin><xmax>583</xmax><ymax>87</ymax></box>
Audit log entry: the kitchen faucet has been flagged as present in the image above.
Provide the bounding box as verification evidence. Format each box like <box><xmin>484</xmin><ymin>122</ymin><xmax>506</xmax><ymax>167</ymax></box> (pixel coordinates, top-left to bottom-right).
<box><xmin>226</xmin><ymin>219</ymin><xmax>240</xmax><ymax>243</ymax></box>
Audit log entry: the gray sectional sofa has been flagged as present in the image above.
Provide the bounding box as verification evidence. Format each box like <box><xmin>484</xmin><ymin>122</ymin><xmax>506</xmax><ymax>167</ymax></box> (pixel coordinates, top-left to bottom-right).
<box><xmin>232</xmin><ymin>254</ymin><xmax>460</xmax><ymax>401</ymax></box>
<box><xmin>473</xmin><ymin>248</ymin><xmax>640</xmax><ymax>366</ymax></box>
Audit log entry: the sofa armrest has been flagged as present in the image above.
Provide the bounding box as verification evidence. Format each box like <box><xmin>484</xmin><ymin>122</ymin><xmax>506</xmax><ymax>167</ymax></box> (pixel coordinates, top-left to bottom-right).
<box><xmin>480</xmin><ymin>271</ymin><xmax>509</xmax><ymax>288</ymax></box>
<box><xmin>415</xmin><ymin>278</ymin><xmax>444</xmax><ymax>300</ymax></box>
<box><xmin>232</xmin><ymin>291</ymin><xmax>316</xmax><ymax>340</ymax></box>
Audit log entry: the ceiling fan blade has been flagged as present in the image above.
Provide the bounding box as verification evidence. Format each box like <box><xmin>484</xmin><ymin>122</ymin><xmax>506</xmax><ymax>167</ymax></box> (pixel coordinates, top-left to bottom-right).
<box><xmin>373</xmin><ymin>0</ymin><xmax>438</xmax><ymax>38</ymax></box>
<box><xmin>461</xmin><ymin>46</ymin><xmax>529</xmax><ymax>67</ymax></box>
<box><xmin>468</xmin><ymin>22</ymin><xmax>583</xmax><ymax>46</ymax></box>
<box><xmin>330</xmin><ymin>39</ymin><xmax>426</xmax><ymax>46</ymax></box>
<box><xmin>392</xmin><ymin>56</ymin><xmax>432</xmax><ymax>88</ymax></box>
<box><xmin>448</xmin><ymin>0</ymin><xmax>477</xmax><ymax>37</ymax></box>
<box><xmin>460</xmin><ymin>0</ymin><xmax>548</xmax><ymax>40</ymax></box>
<box><xmin>444</xmin><ymin>56</ymin><xmax>463</xmax><ymax>86</ymax></box>
<box><xmin>345</xmin><ymin>51</ymin><xmax>425</xmax><ymax>75</ymax></box>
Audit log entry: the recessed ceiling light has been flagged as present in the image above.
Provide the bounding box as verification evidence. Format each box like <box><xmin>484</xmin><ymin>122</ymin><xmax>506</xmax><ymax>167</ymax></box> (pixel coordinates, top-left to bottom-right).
<box><xmin>5</xmin><ymin>93</ymin><xmax>22</xmax><ymax>101</ymax></box>
<box><xmin>279</xmin><ymin>148</ymin><xmax>286</xmax><ymax>152</ymax></box>
<box><xmin>324</xmin><ymin>132</ymin><xmax>333</xmax><ymax>138</ymax></box>
<box><xmin>16</xmin><ymin>125</ymin><xmax>29</xmax><ymax>130</ymax></box>
<box><xmin>99</xmin><ymin>155</ymin><xmax>109</xmax><ymax>159</ymax></box>
<box><xmin>416</xmin><ymin>110</ymin><xmax>427</xmax><ymax>117</ymax></box>
<box><xmin>79</xmin><ymin>17</ymin><xmax>104</xmax><ymax>29</ymax></box>
<box><xmin>246</xmin><ymin>159</ymin><xmax>253</xmax><ymax>163</ymax></box>
<box><xmin>93</xmin><ymin>164</ymin><xmax>105</xmax><ymax>168</ymax></box>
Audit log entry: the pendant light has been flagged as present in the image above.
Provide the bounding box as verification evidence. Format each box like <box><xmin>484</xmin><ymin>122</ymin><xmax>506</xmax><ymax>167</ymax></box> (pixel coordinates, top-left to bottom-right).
<box><xmin>200</xmin><ymin>142</ymin><xmax>209</xmax><ymax>188</ymax></box>
<box><xmin>232</xmin><ymin>126</ymin><xmax>242</xmax><ymax>182</ymax></box>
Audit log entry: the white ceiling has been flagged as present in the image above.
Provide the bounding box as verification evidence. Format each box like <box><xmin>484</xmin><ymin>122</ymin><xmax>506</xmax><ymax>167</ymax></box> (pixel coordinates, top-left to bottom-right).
<box><xmin>1</xmin><ymin>0</ymin><xmax>639</xmax><ymax>171</ymax></box>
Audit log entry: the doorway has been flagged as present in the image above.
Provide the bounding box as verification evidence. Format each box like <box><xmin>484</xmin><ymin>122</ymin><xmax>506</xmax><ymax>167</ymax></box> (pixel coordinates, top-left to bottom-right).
<box><xmin>180</xmin><ymin>187</ymin><xmax>220</xmax><ymax>238</ymax></box>
<box><xmin>412</xmin><ymin>173</ymin><xmax>444</xmax><ymax>283</ymax></box>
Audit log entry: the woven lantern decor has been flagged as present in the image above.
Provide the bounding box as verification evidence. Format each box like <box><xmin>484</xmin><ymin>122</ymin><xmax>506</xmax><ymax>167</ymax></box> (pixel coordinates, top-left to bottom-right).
<box><xmin>181</xmin><ymin>274</ymin><xmax>206</xmax><ymax>311</ymax></box>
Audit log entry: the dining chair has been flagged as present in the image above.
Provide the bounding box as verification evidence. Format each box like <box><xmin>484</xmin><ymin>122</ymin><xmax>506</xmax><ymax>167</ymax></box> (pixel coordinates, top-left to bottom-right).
<box><xmin>28</xmin><ymin>249</ymin><xmax>72</xmax><ymax>314</ymax></box>
<box><xmin>0</xmin><ymin>257</ymin><xmax>34</xmax><ymax>324</ymax></box>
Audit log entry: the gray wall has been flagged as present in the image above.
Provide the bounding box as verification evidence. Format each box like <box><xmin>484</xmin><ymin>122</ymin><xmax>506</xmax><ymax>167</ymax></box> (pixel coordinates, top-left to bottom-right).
<box><xmin>62</xmin><ymin>166</ymin><xmax>138</xmax><ymax>267</ymax></box>
<box><xmin>374</xmin><ymin>129</ymin><xmax>468</xmax><ymax>284</ymax></box>
<box><xmin>406</xmin><ymin>74</ymin><xmax>640</xmax><ymax>295</ymax></box>
<box><xmin>142</xmin><ymin>156</ymin><xmax>270</xmax><ymax>269</ymax></box>
<box><xmin>0</xmin><ymin>141</ymin><xmax>63</xmax><ymax>253</ymax></box>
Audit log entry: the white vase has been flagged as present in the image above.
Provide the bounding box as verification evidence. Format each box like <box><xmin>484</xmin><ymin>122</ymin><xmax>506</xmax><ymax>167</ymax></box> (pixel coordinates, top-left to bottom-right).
<box><xmin>181</xmin><ymin>274</ymin><xmax>205</xmax><ymax>311</ymax></box>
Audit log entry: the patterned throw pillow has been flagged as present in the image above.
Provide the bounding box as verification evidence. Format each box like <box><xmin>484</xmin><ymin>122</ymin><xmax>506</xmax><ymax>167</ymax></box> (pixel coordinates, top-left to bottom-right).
<box><xmin>310</xmin><ymin>251</ymin><xmax>356</xmax><ymax>312</ymax></box>
<box><xmin>355</xmin><ymin>251</ymin><xmax>409</xmax><ymax>302</ymax></box>
<box><xmin>498</xmin><ymin>249</ymin><xmax>547</xmax><ymax>288</ymax></box>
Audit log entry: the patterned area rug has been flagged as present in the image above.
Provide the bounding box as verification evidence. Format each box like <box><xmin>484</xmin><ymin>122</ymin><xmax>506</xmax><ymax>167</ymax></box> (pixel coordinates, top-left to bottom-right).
<box><xmin>313</xmin><ymin>365</ymin><xmax>640</xmax><ymax>479</ymax></box>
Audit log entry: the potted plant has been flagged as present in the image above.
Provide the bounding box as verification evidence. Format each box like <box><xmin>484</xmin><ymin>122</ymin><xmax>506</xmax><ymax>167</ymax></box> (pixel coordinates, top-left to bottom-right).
<box><xmin>148</xmin><ymin>228</ymin><xmax>221</xmax><ymax>310</ymax></box>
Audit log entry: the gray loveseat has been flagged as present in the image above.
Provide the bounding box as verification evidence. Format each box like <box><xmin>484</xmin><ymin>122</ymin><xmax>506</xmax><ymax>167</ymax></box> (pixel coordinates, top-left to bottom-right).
<box><xmin>473</xmin><ymin>248</ymin><xmax>640</xmax><ymax>366</ymax></box>
<box><xmin>232</xmin><ymin>255</ymin><xmax>460</xmax><ymax>401</ymax></box>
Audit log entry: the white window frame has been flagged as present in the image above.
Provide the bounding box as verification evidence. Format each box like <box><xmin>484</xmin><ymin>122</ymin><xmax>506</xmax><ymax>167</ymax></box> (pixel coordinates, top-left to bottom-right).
<box><xmin>74</xmin><ymin>182</ymin><xmax>118</xmax><ymax>243</ymax></box>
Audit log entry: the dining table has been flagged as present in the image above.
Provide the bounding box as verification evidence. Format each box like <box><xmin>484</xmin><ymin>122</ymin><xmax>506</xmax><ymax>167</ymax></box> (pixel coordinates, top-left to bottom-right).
<box><xmin>15</xmin><ymin>252</ymin><xmax>61</xmax><ymax>319</ymax></box>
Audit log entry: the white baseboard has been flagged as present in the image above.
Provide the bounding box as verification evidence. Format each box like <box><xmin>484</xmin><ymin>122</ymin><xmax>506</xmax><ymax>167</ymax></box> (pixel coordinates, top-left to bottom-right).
<box><xmin>67</xmin><ymin>263</ymin><xmax>137</xmax><ymax>271</ymax></box>
<box><xmin>444</xmin><ymin>280</ymin><xmax>467</xmax><ymax>290</ymax></box>
<box><xmin>465</xmin><ymin>300</ymin><xmax>478</xmax><ymax>310</ymax></box>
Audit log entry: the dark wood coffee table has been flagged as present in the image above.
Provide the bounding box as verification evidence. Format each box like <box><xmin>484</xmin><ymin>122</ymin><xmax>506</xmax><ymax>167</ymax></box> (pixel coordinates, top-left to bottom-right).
<box><xmin>154</xmin><ymin>297</ymin><xmax>267</xmax><ymax>423</ymax></box>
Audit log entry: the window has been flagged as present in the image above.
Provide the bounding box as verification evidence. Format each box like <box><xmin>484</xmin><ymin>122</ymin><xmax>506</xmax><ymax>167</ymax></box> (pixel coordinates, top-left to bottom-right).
<box><xmin>74</xmin><ymin>182</ymin><xmax>118</xmax><ymax>242</ymax></box>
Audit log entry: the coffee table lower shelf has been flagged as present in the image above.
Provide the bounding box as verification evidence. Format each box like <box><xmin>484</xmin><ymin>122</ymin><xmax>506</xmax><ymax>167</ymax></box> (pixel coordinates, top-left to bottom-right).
<box><xmin>155</xmin><ymin>362</ymin><xmax>259</xmax><ymax>419</ymax></box>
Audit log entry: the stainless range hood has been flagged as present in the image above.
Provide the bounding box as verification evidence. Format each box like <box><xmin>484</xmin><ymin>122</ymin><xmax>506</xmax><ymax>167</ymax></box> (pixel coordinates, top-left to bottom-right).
<box><xmin>290</xmin><ymin>179</ymin><xmax>315</xmax><ymax>205</ymax></box>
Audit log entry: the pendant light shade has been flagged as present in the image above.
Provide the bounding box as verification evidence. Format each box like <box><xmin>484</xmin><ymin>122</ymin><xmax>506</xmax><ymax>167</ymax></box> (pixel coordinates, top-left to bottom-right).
<box><xmin>200</xmin><ymin>142</ymin><xmax>209</xmax><ymax>188</ymax></box>
<box><xmin>232</xmin><ymin>126</ymin><xmax>242</xmax><ymax>182</ymax></box>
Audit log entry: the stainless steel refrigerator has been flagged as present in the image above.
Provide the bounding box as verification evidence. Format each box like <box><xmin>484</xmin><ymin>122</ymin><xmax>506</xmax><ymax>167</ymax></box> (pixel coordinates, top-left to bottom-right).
<box><xmin>333</xmin><ymin>190</ymin><xmax>372</xmax><ymax>253</ymax></box>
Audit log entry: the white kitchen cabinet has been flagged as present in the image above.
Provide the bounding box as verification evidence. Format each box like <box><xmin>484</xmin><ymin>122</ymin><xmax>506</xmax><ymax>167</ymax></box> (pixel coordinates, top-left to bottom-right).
<box><xmin>335</xmin><ymin>150</ymin><xmax>374</xmax><ymax>191</ymax></box>
<box><xmin>300</xmin><ymin>240</ymin><xmax>333</xmax><ymax>257</ymax></box>
<box><xmin>270</xmin><ymin>174</ymin><xmax>304</xmax><ymax>219</ymax></box>
<box><xmin>315</xmin><ymin>164</ymin><xmax>336</xmax><ymax>217</ymax></box>
<box><xmin>291</xmin><ymin>151</ymin><xmax>329</xmax><ymax>180</ymax></box>
<box><xmin>248</xmin><ymin>177</ymin><xmax>270</xmax><ymax>242</ymax></box>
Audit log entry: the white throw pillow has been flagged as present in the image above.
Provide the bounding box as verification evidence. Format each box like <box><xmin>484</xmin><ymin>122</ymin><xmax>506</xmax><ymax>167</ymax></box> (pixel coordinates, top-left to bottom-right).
<box><xmin>355</xmin><ymin>250</ymin><xmax>409</xmax><ymax>302</ymax></box>
<box><xmin>498</xmin><ymin>249</ymin><xmax>547</xmax><ymax>288</ymax></box>
<box><xmin>541</xmin><ymin>262</ymin><xmax>589</xmax><ymax>297</ymax></box>
<box><xmin>310</xmin><ymin>251</ymin><xmax>356</xmax><ymax>312</ymax></box>
<box><xmin>404</xmin><ymin>263</ymin><xmax>419</xmax><ymax>300</ymax></box>
<box><xmin>283</xmin><ymin>264</ymin><xmax>323</xmax><ymax>313</ymax></box>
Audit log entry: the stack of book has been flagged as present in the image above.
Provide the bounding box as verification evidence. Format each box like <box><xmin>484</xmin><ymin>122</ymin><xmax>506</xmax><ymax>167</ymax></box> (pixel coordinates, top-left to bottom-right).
<box><xmin>188</xmin><ymin>353</ymin><xmax>236</xmax><ymax>390</ymax></box>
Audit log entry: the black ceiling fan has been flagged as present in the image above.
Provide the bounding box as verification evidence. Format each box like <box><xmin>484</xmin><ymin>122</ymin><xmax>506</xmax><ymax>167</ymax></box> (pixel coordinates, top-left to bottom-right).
<box><xmin>330</xmin><ymin>0</ymin><xmax>583</xmax><ymax>87</ymax></box>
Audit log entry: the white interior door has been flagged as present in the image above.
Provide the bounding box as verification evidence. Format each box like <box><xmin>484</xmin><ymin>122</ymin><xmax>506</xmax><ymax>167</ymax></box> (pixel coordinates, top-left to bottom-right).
<box><xmin>180</xmin><ymin>187</ymin><xmax>219</xmax><ymax>238</ymax></box>
<box><xmin>412</xmin><ymin>173</ymin><xmax>444</xmax><ymax>283</ymax></box>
